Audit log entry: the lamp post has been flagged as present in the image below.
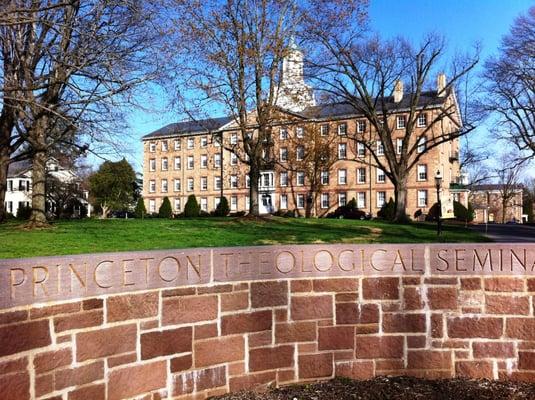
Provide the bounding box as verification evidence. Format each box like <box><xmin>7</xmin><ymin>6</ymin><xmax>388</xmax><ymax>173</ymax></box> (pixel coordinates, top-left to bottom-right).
<box><xmin>435</xmin><ymin>170</ymin><xmax>443</xmax><ymax>236</ymax></box>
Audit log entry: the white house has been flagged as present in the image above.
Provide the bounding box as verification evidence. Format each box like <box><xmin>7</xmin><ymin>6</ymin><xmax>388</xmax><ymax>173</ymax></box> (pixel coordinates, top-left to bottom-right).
<box><xmin>5</xmin><ymin>157</ymin><xmax>91</xmax><ymax>217</ymax></box>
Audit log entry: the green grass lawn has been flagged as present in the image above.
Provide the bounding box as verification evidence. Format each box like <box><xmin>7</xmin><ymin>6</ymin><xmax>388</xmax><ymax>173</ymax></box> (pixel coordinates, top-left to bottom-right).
<box><xmin>0</xmin><ymin>217</ymin><xmax>488</xmax><ymax>259</ymax></box>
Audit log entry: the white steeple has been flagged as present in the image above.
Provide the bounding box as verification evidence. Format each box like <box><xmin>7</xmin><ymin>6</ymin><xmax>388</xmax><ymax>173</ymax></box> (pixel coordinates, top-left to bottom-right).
<box><xmin>275</xmin><ymin>38</ymin><xmax>316</xmax><ymax>112</ymax></box>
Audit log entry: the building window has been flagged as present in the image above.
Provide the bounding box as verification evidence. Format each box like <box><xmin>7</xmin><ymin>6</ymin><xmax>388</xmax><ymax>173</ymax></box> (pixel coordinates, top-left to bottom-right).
<box><xmin>357</xmin><ymin>120</ymin><xmax>366</xmax><ymax>133</ymax></box>
<box><xmin>200</xmin><ymin>136</ymin><xmax>208</xmax><ymax>148</ymax></box>
<box><xmin>230</xmin><ymin>196</ymin><xmax>238</xmax><ymax>211</ymax></box>
<box><xmin>230</xmin><ymin>153</ymin><xmax>238</xmax><ymax>165</ymax></box>
<box><xmin>214</xmin><ymin>197</ymin><xmax>221</xmax><ymax>209</ymax></box>
<box><xmin>418</xmin><ymin>190</ymin><xmax>428</xmax><ymax>207</ymax></box>
<box><xmin>320</xmin><ymin>124</ymin><xmax>329</xmax><ymax>136</ymax></box>
<box><xmin>417</xmin><ymin>136</ymin><xmax>427</xmax><ymax>153</ymax></box>
<box><xmin>417</xmin><ymin>113</ymin><xmax>427</xmax><ymax>127</ymax></box>
<box><xmin>376</xmin><ymin>168</ymin><xmax>386</xmax><ymax>183</ymax></box>
<box><xmin>230</xmin><ymin>175</ymin><xmax>238</xmax><ymax>188</ymax></box>
<box><xmin>280</xmin><ymin>172</ymin><xmax>288</xmax><ymax>187</ymax></box>
<box><xmin>8</xmin><ymin>180</ymin><xmax>13</xmax><ymax>192</ymax></box>
<box><xmin>161</xmin><ymin>179</ymin><xmax>168</xmax><ymax>193</ymax></box>
<box><xmin>214</xmin><ymin>135</ymin><xmax>221</xmax><ymax>147</ymax></box>
<box><xmin>149</xmin><ymin>199</ymin><xmax>156</xmax><ymax>213</ymax></box>
<box><xmin>199</xmin><ymin>197</ymin><xmax>207</xmax><ymax>211</ymax></box>
<box><xmin>161</xmin><ymin>157</ymin><xmax>168</xmax><ymax>171</ymax></box>
<box><xmin>149</xmin><ymin>159</ymin><xmax>156</xmax><ymax>172</ymax></box>
<box><xmin>280</xmin><ymin>148</ymin><xmax>288</xmax><ymax>162</ymax></box>
<box><xmin>357</xmin><ymin>192</ymin><xmax>366</xmax><ymax>209</ymax></box>
<box><xmin>396</xmin><ymin>115</ymin><xmax>406</xmax><ymax>129</ymax></box>
<box><xmin>187</xmin><ymin>156</ymin><xmax>194</xmax><ymax>169</ymax></box>
<box><xmin>357</xmin><ymin>167</ymin><xmax>366</xmax><ymax>184</ymax></box>
<box><xmin>245</xmin><ymin>196</ymin><xmax>249</xmax><ymax>210</ymax></box>
<box><xmin>161</xmin><ymin>140</ymin><xmax>168</xmax><ymax>152</ymax></box>
<box><xmin>338</xmin><ymin>169</ymin><xmax>347</xmax><ymax>185</ymax></box>
<box><xmin>246</xmin><ymin>175</ymin><xmax>250</xmax><ymax>188</ymax></box>
<box><xmin>214</xmin><ymin>153</ymin><xmax>221</xmax><ymax>168</ymax></box>
<box><xmin>230</xmin><ymin>133</ymin><xmax>238</xmax><ymax>145</ymax></box>
<box><xmin>297</xmin><ymin>194</ymin><xmax>305</xmax><ymax>209</ymax></box>
<box><xmin>357</xmin><ymin>142</ymin><xmax>366</xmax><ymax>157</ymax></box>
<box><xmin>280</xmin><ymin>194</ymin><xmax>288</xmax><ymax>209</ymax></box>
<box><xmin>296</xmin><ymin>127</ymin><xmax>304</xmax><ymax>138</ymax></box>
<box><xmin>321</xmin><ymin>193</ymin><xmax>329</xmax><ymax>209</ymax></box>
<box><xmin>214</xmin><ymin>176</ymin><xmax>222</xmax><ymax>190</ymax></box>
<box><xmin>280</xmin><ymin>128</ymin><xmax>288</xmax><ymax>140</ymax></box>
<box><xmin>396</xmin><ymin>138</ymin><xmax>403</xmax><ymax>155</ymax></box>
<box><xmin>174</xmin><ymin>198</ymin><xmax>181</xmax><ymax>212</ymax></box>
<box><xmin>338</xmin><ymin>143</ymin><xmax>347</xmax><ymax>159</ymax></box>
<box><xmin>377</xmin><ymin>191</ymin><xmax>386</xmax><ymax>208</ymax></box>
<box><xmin>201</xmin><ymin>177</ymin><xmax>208</xmax><ymax>191</ymax></box>
<box><xmin>377</xmin><ymin>141</ymin><xmax>384</xmax><ymax>156</ymax></box>
<box><xmin>417</xmin><ymin>164</ymin><xmax>427</xmax><ymax>181</ymax></box>
<box><xmin>149</xmin><ymin>180</ymin><xmax>156</xmax><ymax>193</ymax></box>
<box><xmin>296</xmin><ymin>171</ymin><xmax>305</xmax><ymax>186</ymax></box>
<box><xmin>201</xmin><ymin>155</ymin><xmax>208</xmax><ymax>168</ymax></box>
<box><xmin>187</xmin><ymin>137</ymin><xmax>194</xmax><ymax>149</ymax></box>
<box><xmin>296</xmin><ymin>146</ymin><xmax>305</xmax><ymax>161</ymax></box>
<box><xmin>338</xmin><ymin>123</ymin><xmax>347</xmax><ymax>136</ymax></box>
<box><xmin>149</xmin><ymin>142</ymin><xmax>156</xmax><ymax>152</ymax></box>
<box><xmin>187</xmin><ymin>178</ymin><xmax>194</xmax><ymax>191</ymax></box>
<box><xmin>321</xmin><ymin>170</ymin><xmax>329</xmax><ymax>185</ymax></box>
<box><xmin>174</xmin><ymin>179</ymin><xmax>181</xmax><ymax>192</ymax></box>
<box><xmin>338</xmin><ymin>192</ymin><xmax>347</xmax><ymax>207</ymax></box>
<box><xmin>174</xmin><ymin>139</ymin><xmax>181</xmax><ymax>150</ymax></box>
<box><xmin>174</xmin><ymin>156</ymin><xmax>181</xmax><ymax>170</ymax></box>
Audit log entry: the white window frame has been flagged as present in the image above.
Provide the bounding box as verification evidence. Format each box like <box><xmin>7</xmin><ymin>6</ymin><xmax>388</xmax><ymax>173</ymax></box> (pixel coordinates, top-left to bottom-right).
<box><xmin>230</xmin><ymin>175</ymin><xmax>238</xmax><ymax>189</ymax></box>
<box><xmin>280</xmin><ymin>194</ymin><xmax>288</xmax><ymax>209</ymax></box>
<box><xmin>187</xmin><ymin>156</ymin><xmax>194</xmax><ymax>169</ymax></box>
<box><xmin>417</xmin><ymin>113</ymin><xmax>427</xmax><ymax>128</ymax></box>
<box><xmin>296</xmin><ymin>171</ymin><xmax>305</xmax><ymax>186</ymax></box>
<box><xmin>280</xmin><ymin>171</ymin><xmax>288</xmax><ymax>187</ymax></box>
<box><xmin>296</xmin><ymin>146</ymin><xmax>305</xmax><ymax>161</ymax></box>
<box><xmin>246</xmin><ymin>175</ymin><xmax>250</xmax><ymax>188</ymax></box>
<box><xmin>214</xmin><ymin>176</ymin><xmax>222</xmax><ymax>190</ymax></box>
<box><xmin>187</xmin><ymin>178</ymin><xmax>194</xmax><ymax>191</ymax></box>
<box><xmin>161</xmin><ymin>140</ymin><xmax>168</xmax><ymax>152</ymax></box>
<box><xmin>338</xmin><ymin>143</ymin><xmax>347</xmax><ymax>159</ymax></box>
<box><xmin>357</xmin><ymin>168</ymin><xmax>366</xmax><ymax>184</ymax></box>
<box><xmin>174</xmin><ymin>179</ymin><xmax>181</xmax><ymax>192</ymax></box>
<box><xmin>149</xmin><ymin>159</ymin><xmax>156</xmax><ymax>172</ymax></box>
<box><xmin>174</xmin><ymin>139</ymin><xmax>181</xmax><ymax>150</ymax></box>
<box><xmin>187</xmin><ymin>137</ymin><xmax>194</xmax><ymax>149</ymax></box>
<box><xmin>174</xmin><ymin>156</ymin><xmax>181</xmax><ymax>170</ymax></box>
<box><xmin>357</xmin><ymin>142</ymin><xmax>366</xmax><ymax>157</ymax></box>
<box><xmin>174</xmin><ymin>198</ymin><xmax>181</xmax><ymax>212</ymax></box>
<box><xmin>214</xmin><ymin>153</ymin><xmax>221</xmax><ymax>168</ymax></box>
<box><xmin>200</xmin><ymin>197</ymin><xmax>208</xmax><ymax>211</ymax></box>
<box><xmin>161</xmin><ymin>157</ymin><xmax>168</xmax><ymax>171</ymax></box>
<box><xmin>200</xmin><ymin>136</ymin><xmax>208</xmax><ymax>148</ymax></box>
<box><xmin>338</xmin><ymin>192</ymin><xmax>347</xmax><ymax>207</ymax></box>
<box><xmin>200</xmin><ymin>155</ymin><xmax>208</xmax><ymax>169</ymax></box>
<box><xmin>338</xmin><ymin>169</ymin><xmax>347</xmax><ymax>185</ymax></box>
<box><xmin>396</xmin><ymin>115</ymin><xmax>406</xmax><ymax>129</ymax></box>
<box><xmin>417</xmin><ymin>164</ymin><xmax>427</xmax><ymax>182</ymax></box>
<box><xmin>230</xmin><ymin>196</ymin><xmax>238</xmax><ymax>211</ymax></box>
<box><xmin>296</xmin><ymin>127</ymin><xmax>304</xmax><ymax>138</ymax></box>
<box><xmin>149</xmin><ymin>180</ymin><xmax>156</xmax><ymax>193</ymax></box>
<box><xmin>230</xmin><ymin>153</ymin><xmax>238</xmax><ymax>166</ymax></box>
<box><xmin>280</xmin><ymin>128</ymin><xmax>288</xmax><ymax>140</ymax></box>
<box><xmin>357</xmin><ymin>192</ymin><xmax>366</xmax><ymax>209</ymax></box>
<box><xmin>320</xmin><ymin>124</ymin><xmax>329</xmax><ymax>136</ymax></box>
<box><xmin>377</xmin><ymin>141</ymin><xmax>384</xmax><ymax>156</ymax></box>
<box><xmin>338</xmin><ymin>123</ymin><xmax>347</xmax><ymax>136</ymax></box>
<box><xmin>417</xmin><ymin>136</ymin><xmax>427</xmax><ymax>153</ymax></box>
<box><xmin>418</xmin><ymin>190</ymin><xmax>428</xmax><ymax>207</ymax></box>
<box><xmin>230</xmin><ymin>133</ymin><xmax>238</xmax><ymax>145</ymax></box>
<box><xmin>149</xmin><ymin>199</ymin><xmax>156</xmax><ymax>213</ymax></box>
<box><xmin>321</xmin><ymin>170</ymin><xmax>329</xmax><ymax>185</ymax></box>
<box><xmin>201</xmin><ymin>176</ymin><xmax>208</xmax><ymax>191</ymax></box>
<box><xmin>297</xmin><ymin>194</ymin><xmax>305</xmax><ymax>209</ymax></box>
<box><xmin>377</xmin><ymin>191</ymin><xmax>386</xmax><ymax>208</ymax></box>
<box><xmin>321</xmin><ymin>193</ymin><xmax>329</xmax><ymax>209</ymax></box>
<box><xmin>357</xmin><ymin>120</ymin><xmax>366</xmax><ymax>133</ymax></box>
<box><xmin>396</xmin><ymin>138</ymin><xmax>403</xmax><ymax>155</ymax></box>
<box><xmin>280</xmin><ymin>148</ymin><xmax>288</xmax><ymax>162</ymax></box>
<box><xmin>149</xmin><ymin>142</ymin><xmax>156</xmax><ymax>152</ymax></box>
<box><xmin>376</xmin><ymin>167</ymin><xmax>386</xmax><ymax>183</ymax></box>
<box><xmin>161</xmin><ymin>179</ymin><xmax>168</xmax><ymax>193</ymax></box>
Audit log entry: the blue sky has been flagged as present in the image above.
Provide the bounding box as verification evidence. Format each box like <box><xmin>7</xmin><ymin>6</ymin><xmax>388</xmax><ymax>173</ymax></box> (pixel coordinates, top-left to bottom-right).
<box><xmin>115</xmin><ymin>0</ymin><xmax>533</xmax><ymax>173</ymax></box>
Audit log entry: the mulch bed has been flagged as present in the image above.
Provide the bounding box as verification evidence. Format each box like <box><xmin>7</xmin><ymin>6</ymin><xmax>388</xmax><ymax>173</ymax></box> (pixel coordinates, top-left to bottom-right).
<box><xmin>211</xmin><ymin>376</ymin><xmax>535</xmax><ymax>400</ymax></box>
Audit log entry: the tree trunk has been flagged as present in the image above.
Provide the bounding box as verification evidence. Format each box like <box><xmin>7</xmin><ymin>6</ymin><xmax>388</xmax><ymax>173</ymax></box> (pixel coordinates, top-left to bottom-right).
<box><xmin>248</xmin><ymin>164</ymin><xmax>260</xmax><ymax>216</ymax></box>
<box><xmin>101</xmin><ymin>202</ymin><xmax>110</xmax><ymax>219</ymax></box>
<box><xmin>502</xmin><ymin>199</ymin><xmax>507</xmax><ymax>224</ymax></box>
<box><xmin>0</xmin><ymin>148</ymin><xmax>9</xmax><ymax>223</ymax></box>
<box><xmin>28</xmin><ymin>149</ymin><xmax>49</xmax><ymax>227</ymax></box>
<box><xmin>394</xmin><ymin>176</ymin><xmax>409</xmax><ymax>222</ymax></box>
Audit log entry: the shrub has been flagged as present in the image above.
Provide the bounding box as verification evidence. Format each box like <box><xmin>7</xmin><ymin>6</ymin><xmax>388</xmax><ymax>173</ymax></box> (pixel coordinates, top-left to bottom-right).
<box><xmin>214</xmin><ymin>196</ymin><xmax>230</xmax><ymax>216</ymax></box>
<box><xmin>16</xmin><ymin>204</ymin><xmax>32</xmax><ymax>220</ymax></box>
<box><xmin>134</xmin><ymin>197</ymin><xmax>146</xmax><ymax>218</ymax></box>
<box><xmin>184</xmin><ymin>194</ymin><xmax>200</xmax><ymax>217</ymax></box>
<box><xmin>326</xmin><ymin>198</ymin><xmax>366</xmax><ymax>220</ymax></box>
<box><xmin>377</xmin><ymin>198</ymin><xmax>395</xmax><ymax>221</ymax></box>
<box><xmin>454</xmin><ymin>201</ymin><xmax>469</xmax><ymax>221</ymax></box>
<box><xmin>467</xmin><ymin>202</ymin><xmax>475</xmax><ymax>222</ymax></box>
<box><xmin>158</xmin><ymin>197</ymin><xmax>173</xmax><ymax>218</ymax></box>
<box><xmin>425</xmin><ymin>202</ymin><xmax>440</xmax><ymax>221</ymax></box>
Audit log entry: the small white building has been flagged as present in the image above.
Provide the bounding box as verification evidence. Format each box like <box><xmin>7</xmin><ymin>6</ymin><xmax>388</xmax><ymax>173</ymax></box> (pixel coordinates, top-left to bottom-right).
<box><xmin>5</xmin><ymin>158</ymin><xmax>90</xmax><ymax>217</ymax></box>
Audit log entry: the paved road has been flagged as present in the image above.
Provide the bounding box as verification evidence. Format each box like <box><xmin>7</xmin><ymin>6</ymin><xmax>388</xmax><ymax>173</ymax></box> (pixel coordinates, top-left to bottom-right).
<box><xmin>471</xmin><ymin>223</ymin><xmax>535</xmax><ymax>243</ymax></box>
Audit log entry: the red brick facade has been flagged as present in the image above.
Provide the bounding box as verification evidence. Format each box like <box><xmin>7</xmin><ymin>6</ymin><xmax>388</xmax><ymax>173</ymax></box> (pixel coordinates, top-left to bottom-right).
<box><xmin>2</xmin><ymin>245</ymin><xmax>535</xmax><ymax>399</ymax></box>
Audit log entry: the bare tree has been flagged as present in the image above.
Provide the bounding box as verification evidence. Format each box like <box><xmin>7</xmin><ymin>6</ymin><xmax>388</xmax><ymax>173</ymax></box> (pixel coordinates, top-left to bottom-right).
<box><xmin>277</xmin><ymin>122</ymin><xmax>338</xmax><ymax>217</ymax></box>
<box><xmin>495</xmin><ymin>153</ymin><xmax>524</xmax><ymax>223</ymax></box>
<box><xmin>0</xmin><ymin>0</ymin><xmax>162</xmax><ymax>227</ymax></box>
<box><xmin>170</xmin><ymin>0</ymin><xmax>366</xmax><ymax>216</ymax></box>
<box><xmin>483</xmin><ymin>6</ymin><xmax>535</xmax><ymax>160</ymax></box>
<box><xmin>304</xmin><ymin>28</ymin><xmax>479</xmax><ymax>221</ymax></box>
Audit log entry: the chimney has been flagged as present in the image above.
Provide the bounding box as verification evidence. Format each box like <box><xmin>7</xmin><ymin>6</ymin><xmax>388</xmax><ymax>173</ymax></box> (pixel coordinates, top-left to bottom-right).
<box><xmin>437</xmin><ymin>73</ymin><xmax>447</xmax><ymax>97</ymax></box>
<box><xmin>393</xmin><ymin>80</ymin><xmax>403</xmax><ymax>103</ymax></box>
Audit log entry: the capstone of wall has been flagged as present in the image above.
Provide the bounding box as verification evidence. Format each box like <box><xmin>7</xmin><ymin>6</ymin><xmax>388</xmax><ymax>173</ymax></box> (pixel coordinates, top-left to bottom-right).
<box><xmin>1</xmin><ymin>243</ymin><xmax>535</xmax><ymax>399</ymax></box>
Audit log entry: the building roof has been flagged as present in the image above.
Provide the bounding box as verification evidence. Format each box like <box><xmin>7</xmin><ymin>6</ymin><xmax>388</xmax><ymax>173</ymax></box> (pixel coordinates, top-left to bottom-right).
<box><xmin>142</xmin><ymin>116</ymin><xmax>233</xmax><ymax>140</ymax></box>
<box><xmin>7</xmin><ymin>159</ymin><xmax>32</xmax><ymax>178</ymax></box>
<box><xmin>141</xmin><ymin>90</ymin><xmax>449</xmax><ymax>140</ymax></box>
<box><xmin>471</xmin><ymin>184</ymin><xmax>524</xmax><ymax>192</ymax></box>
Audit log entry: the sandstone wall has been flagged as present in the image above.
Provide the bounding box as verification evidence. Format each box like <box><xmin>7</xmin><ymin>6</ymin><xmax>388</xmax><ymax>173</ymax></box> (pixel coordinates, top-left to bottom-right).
<box><xmin>1</xmin><ymin>244</ymin><xmax>535</xmax><ymax>399</ymax></box>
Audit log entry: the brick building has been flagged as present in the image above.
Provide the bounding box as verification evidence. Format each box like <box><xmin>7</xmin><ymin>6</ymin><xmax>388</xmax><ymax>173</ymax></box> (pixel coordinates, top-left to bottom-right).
<box><xmin>469</xmin><ymin>184</ymin><xmax>524</xmax><ymax>224</ymax></box>
<box><xmin>142</xmin><ymin>45</ymin><xmax>462</xmax><ymax>218</ymax></box>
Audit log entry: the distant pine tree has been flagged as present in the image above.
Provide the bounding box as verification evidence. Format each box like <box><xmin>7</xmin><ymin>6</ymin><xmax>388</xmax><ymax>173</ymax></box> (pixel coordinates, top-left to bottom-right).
<box><xmin>184</xmin><ymin>194</ymin><xmax>200</xmax><ymax>217</ymax></box>
<box><xmin>158</xmin><ymin>197</ymin><xmax>173</xmax><ymax>218</ymax></box>
<box><xmin>214</xmin><ymin>196</ymin><xmax>230</xmax><ymax>216</ymax></box>
<box><xmin>135</xmin><ymin>197</ymin><xmax>146</xmax><ymax>218</ymax></box>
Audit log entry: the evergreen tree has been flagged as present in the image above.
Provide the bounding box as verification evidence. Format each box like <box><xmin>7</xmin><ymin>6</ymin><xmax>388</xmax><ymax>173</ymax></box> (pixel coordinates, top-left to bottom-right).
<box><xmin>158</xmin><ymin>197</ymin><xmax>173</xmax><ymax>218</ymax></box>
<box><xmin>214</xmin><ymin>197</ymin><xmax>230</xmax><ymax>216</ymax></box>
<box><xmin>184</xmin><ymin>194</ymin><xmax>200</xmax><ymax>217</ymax></box>
<box><xmin>135</xmin><ymin>197</ymin><xmax>147</xmax><ymax>219</ymax></box>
